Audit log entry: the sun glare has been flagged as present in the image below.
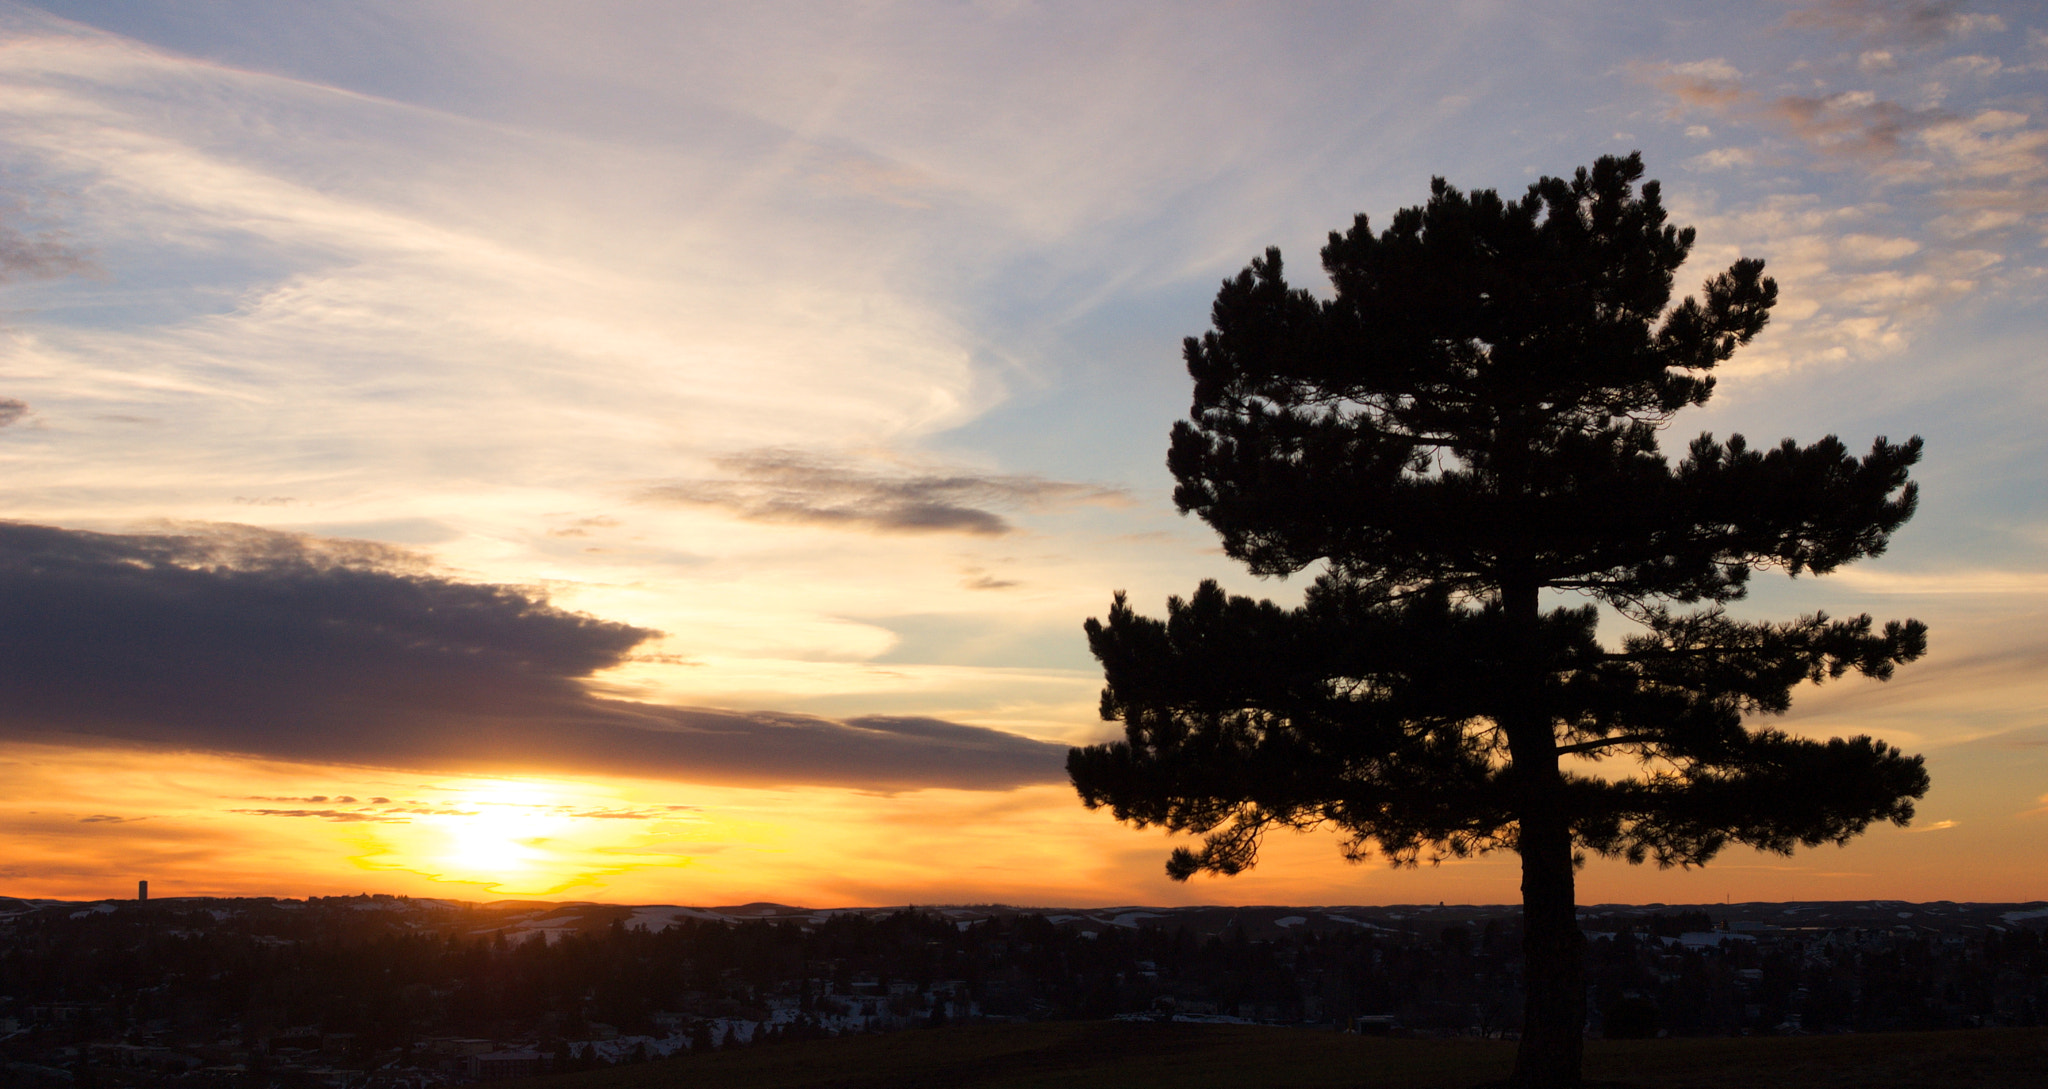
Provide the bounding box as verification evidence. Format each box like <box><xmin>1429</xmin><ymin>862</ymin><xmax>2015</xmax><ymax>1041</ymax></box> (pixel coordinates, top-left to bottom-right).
<box><xmin>337</xmin><ymin>777</ymin><xmax>703</xmax><ymax>897</ymax></box>
<box><xmin>431</xmin><ymin>783</ymin><xmax>572</xmax><ymax>881</ymax></box>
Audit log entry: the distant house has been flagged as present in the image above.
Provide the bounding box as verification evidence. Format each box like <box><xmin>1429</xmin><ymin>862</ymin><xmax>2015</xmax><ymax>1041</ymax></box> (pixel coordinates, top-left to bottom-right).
<box><xmin>468</xmin><ymin>1049</ymin><xmax>541</xmax><ymax>1081</ymax></box>
<box><xmin>1352</xmin><ymin>1015</ymin><xmax>1398</xmax><ymax>1036</ymax></box>
<box><xmin>421</xmin><ymin>1037</ymin><xmax>497</xmax><ymax>1056</ymax></box>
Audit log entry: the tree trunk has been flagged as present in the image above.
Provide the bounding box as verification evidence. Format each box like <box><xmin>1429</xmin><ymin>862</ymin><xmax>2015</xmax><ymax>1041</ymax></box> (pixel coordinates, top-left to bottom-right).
<box><xmin>1512</xmin><ymin>806</ymin><xmax>1584</xmax><ymax>1087</ymax></box>
<box><xmin>1501</xmin><ymin>577</ymin><xmax>1585</xmax><ymax>1088</ymax></box>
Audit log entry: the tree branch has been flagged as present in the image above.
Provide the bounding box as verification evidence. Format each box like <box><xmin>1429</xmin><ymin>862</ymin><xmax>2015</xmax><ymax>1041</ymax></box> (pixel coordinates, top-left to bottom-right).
<box><xmin>1556</xmin><ymin>734</ymin><xmax>1656</xmax><ymax>756</ymax></box>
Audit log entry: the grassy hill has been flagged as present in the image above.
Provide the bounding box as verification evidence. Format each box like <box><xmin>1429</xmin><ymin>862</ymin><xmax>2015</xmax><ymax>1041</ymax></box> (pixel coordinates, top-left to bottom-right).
<box><xmin>518</xmin><ymin>1021</ymin><xmax>2048</xmax><ymax>1089</ymax></box>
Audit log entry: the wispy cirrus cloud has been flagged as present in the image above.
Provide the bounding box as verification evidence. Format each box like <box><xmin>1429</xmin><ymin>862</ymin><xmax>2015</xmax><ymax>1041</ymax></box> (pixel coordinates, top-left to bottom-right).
<box><xmin>0</xmin><ymin>192</ymin><xmax>88</xmax><ymax>434</ymax></box>
<box><xmin>229</xmin><ymin>808</ymin><xmax>407</xmax><ymax>823</ymax></box>
<box><xmin>228</xmin><ymin>794</ymin><xmax>699</xmax><ymax>823</ymax></box>
<box><xmin>242</xmin><ymin>794</ymin><xmax>389</xmax><ymax>804</ymax></box>
<box><xmin>1828</xmin><ymin>567</ymin><xmax>2048</xmax><ymax>594</ymax></box>
<box><xmin>0</xmin><ymin>10</ymin><xmax>993</xmax><ymax>528</ymax></box>
<box><xmin>642</xmin><ymin>448</ymin><xmax>1128</xmax><ymax>537</ymax></box>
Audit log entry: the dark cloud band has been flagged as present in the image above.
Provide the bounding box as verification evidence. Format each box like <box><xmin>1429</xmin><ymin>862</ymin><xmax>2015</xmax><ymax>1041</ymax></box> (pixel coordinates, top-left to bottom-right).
<box><xmin>642</xmin><ymin>448</ymin><xmax>1126</xmax><ymax>536</ymax></box>
<box><xmin>0</xmin><ymin>521</ymin><xmax>1065</xmax><ymax>791</ymax></box>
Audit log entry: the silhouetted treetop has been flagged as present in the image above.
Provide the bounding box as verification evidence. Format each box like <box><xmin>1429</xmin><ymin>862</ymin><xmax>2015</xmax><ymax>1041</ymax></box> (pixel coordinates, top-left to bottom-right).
<box><xmin>1168</xmin><ymin>155</ymin><xmax>1917</xmax><ymax>604</ymax></box>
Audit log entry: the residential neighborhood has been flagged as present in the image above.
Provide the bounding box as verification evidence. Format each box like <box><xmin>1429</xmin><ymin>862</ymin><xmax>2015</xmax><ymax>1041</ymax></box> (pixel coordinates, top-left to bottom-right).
<box><xmin>2</xmin><ymin>895</ymin><xmax>2042</xmax><ymax>1087</ymax></box>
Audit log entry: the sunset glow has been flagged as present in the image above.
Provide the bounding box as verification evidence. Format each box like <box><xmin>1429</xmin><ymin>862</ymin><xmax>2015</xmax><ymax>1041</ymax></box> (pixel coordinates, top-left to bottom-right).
<box><xmin>406</xmin><ymin>784</ymin><xmax>580</xmax><ymax>891</ymax></box>
<box><xmin>0</xmin><ymin>1</ymin><xmax>2042</xmax><ymax>908</ymax></box>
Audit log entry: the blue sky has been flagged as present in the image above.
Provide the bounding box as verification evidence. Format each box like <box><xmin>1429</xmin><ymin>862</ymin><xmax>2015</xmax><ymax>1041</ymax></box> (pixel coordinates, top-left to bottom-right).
<box><xmin>0</xmin><ymin>0</ymin><xmax>2042</xmax><ymax>904</ymax></box>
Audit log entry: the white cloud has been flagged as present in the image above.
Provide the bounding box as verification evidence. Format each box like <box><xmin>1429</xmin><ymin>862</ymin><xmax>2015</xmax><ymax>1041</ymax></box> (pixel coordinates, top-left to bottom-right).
<box><xmin>1687</xmin><ymin>146</ymin><xmax>1757</xmax><ymax>170</ymax></box>
<box><xmin>1936</xmin><ymin>53</ymin><xmax>2003</xmax><ymax>78</ymax></box>
<box><xmin>1833</xmin><ymin>232</ymin><xmax>1922</xmax><ymax>262</ymax></box>
<box><xmin>1671</xmin><ymin>58</ymin><xmax>1744</xmax><ymax>81</ymax></box>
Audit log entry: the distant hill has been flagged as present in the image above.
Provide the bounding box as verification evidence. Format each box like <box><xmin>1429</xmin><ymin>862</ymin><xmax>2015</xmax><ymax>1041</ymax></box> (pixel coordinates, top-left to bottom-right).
<box><xmin>7</xmin><ymin>894</ymin><xmax>2042</xmax><ymax>943</ymax></box>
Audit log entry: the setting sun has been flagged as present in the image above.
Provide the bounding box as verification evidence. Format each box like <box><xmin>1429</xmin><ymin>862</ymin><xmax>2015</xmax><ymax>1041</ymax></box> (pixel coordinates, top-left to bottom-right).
<box><xmin>426</xmin><ymin>783</ymin><xmax>571</xmax><ymax>885</ymax></box>
<box><xmin>296</xmin><ymin>777</ymin><xmax>722</xmax><ymax>898</ymax></box>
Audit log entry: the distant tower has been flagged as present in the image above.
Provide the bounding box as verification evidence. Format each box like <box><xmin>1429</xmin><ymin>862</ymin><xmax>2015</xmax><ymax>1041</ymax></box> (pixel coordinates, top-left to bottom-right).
<box><xmin>138</xmin><ymin>880</ymin><xmax>148</xmax><ymax>902</ymax></box>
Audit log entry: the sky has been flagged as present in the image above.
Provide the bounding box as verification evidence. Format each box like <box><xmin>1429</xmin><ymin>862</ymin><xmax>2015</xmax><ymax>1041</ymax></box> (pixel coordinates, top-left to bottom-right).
<box><xmin>0</xmin><ymin>0</ymin><xmax>2042</xmax><ymax>908</ymax></box>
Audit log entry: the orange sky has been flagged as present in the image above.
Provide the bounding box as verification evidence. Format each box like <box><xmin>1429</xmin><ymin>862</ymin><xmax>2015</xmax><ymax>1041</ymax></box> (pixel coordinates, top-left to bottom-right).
<box><xmin>4</xmin><ymin>703</ymin><xmax>2039</xmax><ymax>907</ymax></box>
<box><xmin>0</xmin><ymin>2</ymin><xmax>2043</xmax><ymax>908</ymax></box>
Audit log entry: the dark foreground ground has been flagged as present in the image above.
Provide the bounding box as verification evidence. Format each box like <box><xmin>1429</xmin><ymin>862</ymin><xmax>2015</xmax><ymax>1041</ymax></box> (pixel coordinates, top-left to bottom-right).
<box><xmin>512</xmin><ymin>1021</ymin><xmax>2048</xmax><ymax>1089</ymax></box>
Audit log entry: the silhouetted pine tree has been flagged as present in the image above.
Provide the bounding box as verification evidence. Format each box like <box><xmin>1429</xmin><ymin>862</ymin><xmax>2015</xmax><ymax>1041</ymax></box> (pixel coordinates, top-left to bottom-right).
<box><xmin>1069</xmin><ymin>153</ymin><xmax>1929</xmax><ymax>1088</ymax></box>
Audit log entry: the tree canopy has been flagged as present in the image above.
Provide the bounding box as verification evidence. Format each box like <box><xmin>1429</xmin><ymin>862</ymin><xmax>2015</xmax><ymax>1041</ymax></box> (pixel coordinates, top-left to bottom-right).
<box><xmin>1069</xmin><ymin>154</ymin><xmax>1928</xmax><ymax>1087</ymax></box>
